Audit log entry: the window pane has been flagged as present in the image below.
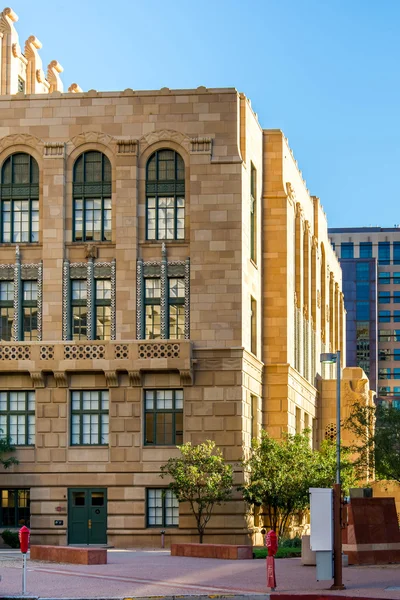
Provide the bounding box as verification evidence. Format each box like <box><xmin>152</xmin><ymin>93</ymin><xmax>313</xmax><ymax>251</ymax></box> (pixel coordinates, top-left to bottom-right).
<box><xmin>378</xmin><ymin>242</ymin><xmax>390</xmax><ymax>265</ymax></box>
<box><xmin>0</xmin><ymin>391</ymin><xmax>34</xmax><ymax>446</ymax></box>
<box><xmin>71</xmin><ymin>390</ymin><xmax>108</xmax><ymax>445</ymax></box>
<box><xmin>341</xmin><ymin>243</ymin><xmax>354</xmax><ymax>259</ymax></box>
<box><xmin>356</xmin><ymin>263</ymin><xmax>369</xmax><ymax>280</ymax></box>
<box><xmin>359</xmin><ymin>242</ymin><xmax>372</xmax><ymax>258</ymax></box>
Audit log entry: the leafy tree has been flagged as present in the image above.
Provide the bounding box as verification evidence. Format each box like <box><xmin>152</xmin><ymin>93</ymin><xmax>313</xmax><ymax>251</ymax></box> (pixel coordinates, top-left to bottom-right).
<box><xmin>160</xmin><ymin>440</ymin><xmax>233</xmax><ymax>543</ymax></box>
<box><xmin>240</xmin><ymin>430</ymin><xmax>356</xmax><ymax>537</ymax></box>
<box><xmin>0</xmin><ymin>436</ymin><xmax>18</xmax><ymax>469</ymax></box>
<box><xmin>345</xmin><ymin>401</ymin><xmax>400</xmax><ymax>483</ymax></box>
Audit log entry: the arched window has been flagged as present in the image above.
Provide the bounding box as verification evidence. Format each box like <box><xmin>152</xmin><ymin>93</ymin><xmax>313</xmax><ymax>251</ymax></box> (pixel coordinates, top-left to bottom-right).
<box><xmin>0</xmin><ymin>153</ymin><xmax>39</xmax><ymax>243</ymax></box>
<box><xmin>73</xmin><ymin>151</ymin><xmax>111</xmax><ymax>242</ymax></box>
<box><xmin>146</xmin><ymin>149</ymin><xmax>185</xmax><ymax>240</ymax></box>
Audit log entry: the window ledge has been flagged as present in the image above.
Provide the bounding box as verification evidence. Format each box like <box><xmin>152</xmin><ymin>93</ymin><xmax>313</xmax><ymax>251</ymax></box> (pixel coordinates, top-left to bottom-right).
<box><xmin>0</xmin><ymin>242</ymin><xmax>41</xmax><ymax>247</ymax></box>
<box><xmin>140</xmin><ymin>240</ymin><xmax>188</xmax><ymax>247</ymax></box>
<box><xmin>66</xmin><ymin>242</ymin><xmax>115</xmax><ymax>248</ymax></box>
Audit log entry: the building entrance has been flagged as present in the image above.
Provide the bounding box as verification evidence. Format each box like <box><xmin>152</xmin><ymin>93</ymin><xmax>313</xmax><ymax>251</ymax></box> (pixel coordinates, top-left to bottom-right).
<box><xmin>68</xmin><ymin>488</ymin><xmax>107</xmax><ymax>545</ymax></box>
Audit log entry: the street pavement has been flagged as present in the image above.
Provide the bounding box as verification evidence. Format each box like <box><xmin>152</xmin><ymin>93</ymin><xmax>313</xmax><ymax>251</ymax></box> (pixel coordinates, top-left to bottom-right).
<box><xmin>0</xmin><ymin>549</ymin><xmax>398</xmax><ymax>599</ymax></box>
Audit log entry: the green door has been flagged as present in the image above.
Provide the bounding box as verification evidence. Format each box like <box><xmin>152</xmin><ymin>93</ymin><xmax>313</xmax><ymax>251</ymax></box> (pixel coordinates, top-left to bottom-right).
<box><xmin>68</xmin><ymin>488</ymin><xmax>107</xmax><ymax>545</ymax></box>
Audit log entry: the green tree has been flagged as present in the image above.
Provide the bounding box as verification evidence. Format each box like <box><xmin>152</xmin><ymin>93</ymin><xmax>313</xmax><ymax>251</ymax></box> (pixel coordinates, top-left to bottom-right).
<box><xmin>240</xmin><ymin>430</ymin><xmax>356</xmax><ymax>537</ymax></box>
<box><xmin>0</xmin><ymin>436</ymin><xmax>18</xmax><ymax>469</ymax></box>
<box><xmin>345</xmin><ymin>401</ymin><xmax>400</xmax><ymax>483</ymax></box>
<box><xmin>160</xmin><ymin>440</ymin><xmax>233</xmax><ymax>543</ymax></box>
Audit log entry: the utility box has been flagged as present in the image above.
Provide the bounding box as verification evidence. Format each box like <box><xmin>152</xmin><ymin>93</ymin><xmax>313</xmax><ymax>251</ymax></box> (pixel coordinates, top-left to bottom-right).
<box><xmin>309</xmin><ymin>488</ymin><xmax>333</xmax><ymax>581</ymax></box>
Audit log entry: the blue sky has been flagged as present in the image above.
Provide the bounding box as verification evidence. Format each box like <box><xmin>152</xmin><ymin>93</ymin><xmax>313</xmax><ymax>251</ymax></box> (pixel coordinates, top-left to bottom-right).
<box><xmin>10</xmin><ymin>0</ymin><xmax>400</xmax><ymax>228</ymax></box>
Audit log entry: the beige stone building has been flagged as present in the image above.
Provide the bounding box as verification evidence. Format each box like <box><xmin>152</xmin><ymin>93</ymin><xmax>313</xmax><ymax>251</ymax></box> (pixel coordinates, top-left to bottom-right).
<box><xmin>0</xmin><ymin>7</ymin><xmax>372</xmax><ymax>547</ymax></box>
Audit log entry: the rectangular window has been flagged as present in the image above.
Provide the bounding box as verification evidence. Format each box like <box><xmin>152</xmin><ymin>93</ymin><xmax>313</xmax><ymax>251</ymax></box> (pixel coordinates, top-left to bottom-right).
<box><xmin>22</xmin><ymin>281</ymin><xmax>38</xmax><ymax>341</ymax></box>
<box><xmin>168</xmin><ymin>278</ymin><xmax>185</xmax><ymax>339</ymax></box>
<box><xmin>295</xmin><ymin>407</ymin><xmax>301</xmax><ymax>434</ymax></box>
<box><xmin>71</xmin><ymin>390</ymin><xmax>109</xmax><ymax>445</ymax></box>
<box><xmin>394</xmin><ymin>272</ymin><xmax>400</xmax><ymax>284</ymax></box>
<box><xmin>394</xmin><ymin>368</ymin><xmax>400</xmax><ymax>380</ymax></box>
<box><xmin>379</xmin><ymin>272</ymin><xmax>391</xmax><ymax>285</ymax></box>
<box><xmin>145</xmin><ymin>279</ymin><xmax>161</xmax><ymax>340</ymax></box>
<box><xmin>379</xmin><ymin>291</ymin><xmax>391</xmax><ymax>304</ymax></box>
<box><xmin>250</xmin><ymin>163</ymin><xmax>257</xmax><ymax>263</ymax></box>
<box><xmin>95</xmin><ymin>280</ymin><xmax>111</xmax><ymax>340</ymax></box>
<box><xmin>378</xmin><ymin>387</ymin><xmax>390</xmax><ymax>396</ymax></box>
<box><xmin>341</xmin><ymin>242</ymin><xmax>354</xmax><ymax>259</ymax></box>
<box><xmin>0</xmin><ymin>281</ymin><xmax>14</xmax><ymax>341</ymax></box>
<box><xmin>395</xmin><ymin>311</ymin><xmax>400</xmax><ymax>322</ymax></box>
<box><xmin>0</xmin><ymin>391</ymin><xmax>35</xmax><ymax>446</ymax></box>
<box><xmin>356</xmin><ymin>282</ymin><xmax>369</xmax><ymax>300</ymax></box>
<box><xmin>394</xmin><ymin>242</ymin><xmax>400</xmax><ymax>265</ymax></box>
<box><xmin>251</xmin><ymin>297</ymin><xmax>257</xmax><ymax>355</ymax></box>
<box><xmin>394</xmin><ymin>292</ymin><xmax>400</xmax><ymax>304</ymax></box>
<box><xmin>394</xmin><ymin>349</ymin><xmax>400</xmax><ymax>361</ymax></box>
<box><xmin>144</xmin><ymin>389</ymin><xmax>183</xmax><ymax>446</ymax></box>
<box><xmin>393</xmin><ymin>391</ymin><xmax>400</xmax><ymax>399</ymax></box>
<box><xmin>0</xmin><ymin>489</ymin><xmax>30</xmax><ymax>528</ymax></box>
<box><xmin>359</xmin><ymin>242</ymin><xmax>372</xmax><ymax>258</ymax></box>
<box><xmin>379</xmin><ymin>348</ymin><xmax>391</xmax><ymax>361</ymax></box>
<box><xmin>379</xmin><ymin>310</ymin><xmax>391</xmax><ymax>323</ymax></box>
<box><xmin>378</xmin><ymin>242</ymin><xmax>390</xmax><ymax>265</ymax></box>
<box><xmin>146</xmin><ymin>197</ymin><xmax>185</xmax><ymax>241</ymax></box>
<box><xmin>146</xmin><ymin>488</ymin><xmax>178</xmax><ymax>527</ymax></box>
<box><xmin>394</xmin><ymin>330</ymin><xmax>400</xmax><ymax>342</ymax></box>
<box><xmin>17</xmin><ymin>76</ymin><xmax>25</xmax><ymax>94</ymax></box>
<box><xmin>71</xmin><ymin>280</ymin><xmax>87</xmax><ymax>340</ymax></box>
<box><xmin>379</xmin><ymin>368</ymin><xmax>391</xmax><ymax>379</ymax></box>
<box><xmin>356</xmin><ymin>301</ymin><xmax>369</xmax><ymax>320</ymax></box>
<box><xmin>379</xmin><ymin>329</ymin><xmax>391</xmax><ymax>342</ymax></box>
<box><xmin>356</xmin><ymin>262</ymin><xmax>369</xmax><ymax>280</ymax></box>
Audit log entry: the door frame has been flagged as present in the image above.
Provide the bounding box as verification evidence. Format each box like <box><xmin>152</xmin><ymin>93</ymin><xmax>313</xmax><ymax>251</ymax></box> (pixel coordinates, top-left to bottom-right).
<box><xmin>67</xmin><ymin>487</ymin><xmax>107</xmax><ymax>545</ymax></box>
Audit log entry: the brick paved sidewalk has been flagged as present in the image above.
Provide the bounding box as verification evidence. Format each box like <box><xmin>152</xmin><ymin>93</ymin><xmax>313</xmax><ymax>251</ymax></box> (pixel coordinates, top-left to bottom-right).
<box><xmin>0</xmin><ymin>550</ymin><xmax>398</xmax><ymax>599</ymax></box>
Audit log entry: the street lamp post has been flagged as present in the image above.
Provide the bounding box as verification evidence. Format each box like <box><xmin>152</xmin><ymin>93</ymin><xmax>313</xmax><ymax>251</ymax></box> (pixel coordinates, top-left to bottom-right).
<box><xmin>320</xmin><ymin>350</ymin><xmax>345</xmax><ymax>591</ymax></box>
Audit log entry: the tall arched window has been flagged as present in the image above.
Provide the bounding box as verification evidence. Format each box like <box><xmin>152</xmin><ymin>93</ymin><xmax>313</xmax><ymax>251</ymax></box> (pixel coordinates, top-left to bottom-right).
<box><xmin>73</xmin><ymin>151</ymin><xmax>111</xmax><ymax>242</ymax></box>
<box><xmin>146</xmin><ymin>149</ymin><xmax>185</xmax><ymax>240</ymax></box>
<box><xmin>0</xmin><ymin>153</ymin><xmax>39</xmax><ymax>243</ymax></box>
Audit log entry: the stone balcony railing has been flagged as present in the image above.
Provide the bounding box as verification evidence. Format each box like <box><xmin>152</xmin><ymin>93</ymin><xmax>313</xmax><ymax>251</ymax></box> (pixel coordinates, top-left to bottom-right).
<box><xmin>0</xmin><ymin>340</ymin><xmax>193</xmax><ymax>387</ymax></box>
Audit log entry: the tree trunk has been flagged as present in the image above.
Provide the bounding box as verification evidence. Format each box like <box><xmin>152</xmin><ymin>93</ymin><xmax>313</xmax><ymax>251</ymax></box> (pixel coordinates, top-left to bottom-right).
<box><xmin>199</xmin><ymin>529</ymin><xmax>204</xmax><ymax>543</ymax></box>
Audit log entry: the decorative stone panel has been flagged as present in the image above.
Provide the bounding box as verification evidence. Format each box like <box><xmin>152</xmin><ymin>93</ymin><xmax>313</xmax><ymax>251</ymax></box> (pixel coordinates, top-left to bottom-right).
<box><xmin>64</xmin><ymin>345</ymin><xmax>105</xmax><ymax>360</ymax></box>
<box><xmin>40</xmin><ymin>345</ymin><xmax>54</xmax><ymax>360</ymax></box>
<box><xmin>114</xmin><ymin>344</ymin><xmax>129</xmax><ymax>359</ymax></box>
<box><xmin>0</xmin><ymin>345</ymin><xmax>30</xmax><ymax>360</ymax></box>
<box><xmin>138</xmin><ymin>343</ymin><xmax>180</xmax><ymax>359</ymax></box>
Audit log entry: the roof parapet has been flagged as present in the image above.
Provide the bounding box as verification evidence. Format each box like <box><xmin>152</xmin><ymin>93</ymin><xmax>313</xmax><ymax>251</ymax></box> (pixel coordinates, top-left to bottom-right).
<box><xmin>0</xmin><ymin>6</ymin><xmax>79</xmax><ymax>95</ymax></box>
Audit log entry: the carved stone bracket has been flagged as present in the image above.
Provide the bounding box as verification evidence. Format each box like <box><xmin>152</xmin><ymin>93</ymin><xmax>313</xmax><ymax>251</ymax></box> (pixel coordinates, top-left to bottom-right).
<box><xmin>30</xmin><ymin>371</ymin><xmax>45</xmax><ymax>388</ymax></box>
<box><xmin>180</xmin><ymin>369</ymin><xmax>193</xmax><ymax>386</ymax></box>
<box><xmin>129</xmin><ymin>370</ymin><xmax>142</xmax><ymax>387</ymax></box>
<box><xmin>190</xmin><ymin>137</ymin><xmax>212</xmax><ymax>154</ymax></box>
<box><xmin>54</xmin><ymin>372</ymin><xmax>68</xmax><ymax>388</ymax></box>
<box><xmin>105</xmin><ymin>371</ymin><xmax>118</xmax><ymax>387</ymax></box>
<box><xmin>44</xmin><ymin>142</ymin><xmax>65</xmax><ymax>158</ymax></box>
<box><xmin>117</xmin><ymin>140</ymin><xmax>138</xmax><ymax>155</ymax></box>
<box><xmin>85</xmin><ymin>244</ymin><xmax>98</xmax><ymax>259</ymax></box>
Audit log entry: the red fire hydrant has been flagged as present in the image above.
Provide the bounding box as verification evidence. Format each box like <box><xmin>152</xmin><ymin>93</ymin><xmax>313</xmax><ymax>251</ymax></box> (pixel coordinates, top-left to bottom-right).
<box><xmin>19</xmin><ymin>526</ymin><xmax>30</xmax><ymax>554</ymax></box>
<box><xmin>19</xmin><ymin>526</ymin><xmax>30</xmax><ymax>594</ymax></box>
<box><xmin>266</xmin><ymin>529</ymin><xmax>278</xmax><ymax>591</ymax></box>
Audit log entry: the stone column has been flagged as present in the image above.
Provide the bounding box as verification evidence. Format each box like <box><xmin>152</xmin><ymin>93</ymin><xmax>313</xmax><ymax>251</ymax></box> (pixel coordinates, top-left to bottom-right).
<box><xmin>41</xmin><ymin>144</ymin><xmax>65</xmax><ymax>341</ymax></box>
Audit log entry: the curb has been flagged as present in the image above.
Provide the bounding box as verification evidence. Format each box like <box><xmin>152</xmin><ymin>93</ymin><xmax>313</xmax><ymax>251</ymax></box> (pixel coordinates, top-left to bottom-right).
<box><xmin>0</xmin><ymin>596</ymin><xmax>270</xmax><ymax>600</ymax></box>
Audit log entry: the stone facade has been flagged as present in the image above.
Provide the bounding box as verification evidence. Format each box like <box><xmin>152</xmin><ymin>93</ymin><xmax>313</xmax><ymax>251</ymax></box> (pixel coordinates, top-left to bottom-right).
<box><xmin>0</xmin><ymin>7</ymin><xmax>371</xmax><ymax>548</ymax></box>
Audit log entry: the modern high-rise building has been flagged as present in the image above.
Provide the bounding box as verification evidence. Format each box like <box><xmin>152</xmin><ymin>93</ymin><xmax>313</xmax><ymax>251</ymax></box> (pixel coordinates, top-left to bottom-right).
<box><xmin>329</xmin><ymin>227</ymin><xmax>400</xmax><ymax>407</ymax></box>
<box><xmin>0</xmin><ymin>7</ymin><xmax>373</xmax><ymax>547</ymax></box>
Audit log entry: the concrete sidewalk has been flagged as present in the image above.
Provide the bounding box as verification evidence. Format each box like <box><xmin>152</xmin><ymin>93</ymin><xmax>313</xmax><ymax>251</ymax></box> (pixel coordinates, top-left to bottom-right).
<box><xmin>0</xmin><ymin>550</ymin><xmax>398</xmax><ymax>599</ymax></box>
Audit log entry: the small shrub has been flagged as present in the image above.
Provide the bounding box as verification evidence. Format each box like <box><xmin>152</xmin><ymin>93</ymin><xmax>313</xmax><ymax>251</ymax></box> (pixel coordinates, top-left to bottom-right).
<box><xmin>1</xmin><ymin>529</ymin><xmax>19</xmax><ymax>549</ymax></box>
<box><xmin>253</xmin><ymin>546</ymin><xmax>301</xmax><ymax>559</ymax></box>
<box><xmin>280</xmin><ymin>536</ymin><xmax>302</xmax><ymax>548</ymax></box>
